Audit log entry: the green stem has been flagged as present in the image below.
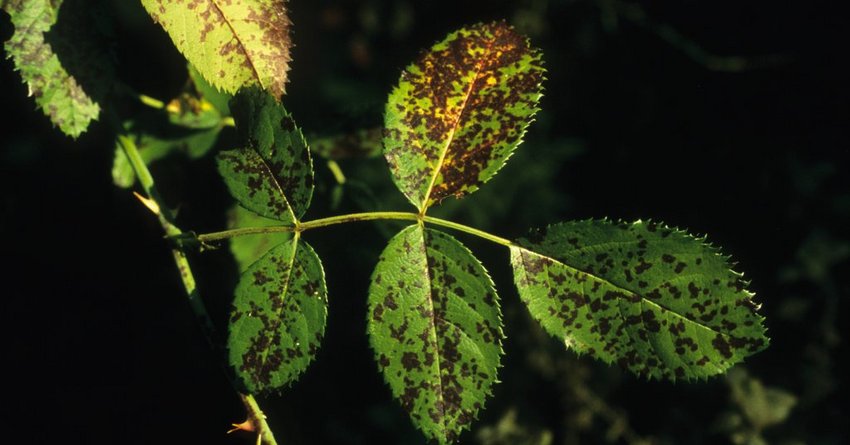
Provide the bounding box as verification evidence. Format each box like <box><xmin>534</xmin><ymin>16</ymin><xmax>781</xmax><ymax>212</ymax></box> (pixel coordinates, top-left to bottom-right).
<box><xmin>301</xmin><ymin>211</ymin><xmax>418</xmax><ymax>231</ymax></box>
<box><xmin>139</xmin><ymin>94</ymin><xmax>166</xmax><ymax>109</ymax></box>
<box><xmin>240</xmin><ymin>394</ymin><xmax>277</xmax><ymax>445</ymax></box>
<box><xmin>196</xmin><ymin>211</ymin><xmax>516</xmax><ymax>248</ymax></box>
<box><xmin>422</xmin><ymin>215</ymin><xmax>514</xmax><ymax>247</ymax></box>
<box><xmin>327</xmin><ymin>160</ymin><xmax>346</xmax><ymax>185</ymax></box>
<box><xmin>116</xmin><ymin>134</ymin><xmax>279</xmax><ymax>445</ymax></box>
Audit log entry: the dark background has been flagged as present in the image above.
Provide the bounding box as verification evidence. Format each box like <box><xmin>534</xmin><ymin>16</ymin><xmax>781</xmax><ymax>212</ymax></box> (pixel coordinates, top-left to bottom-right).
<box><xmin>1</xmin><ymin>1</ymin><xmax>847</xmax><ymax>444</ymax></box>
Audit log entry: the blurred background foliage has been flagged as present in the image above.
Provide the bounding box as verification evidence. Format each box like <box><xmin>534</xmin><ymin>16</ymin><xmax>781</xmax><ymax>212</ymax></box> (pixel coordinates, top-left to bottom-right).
<box><xmin>0</xmin><ymin>1</ymin><xmax>847</xmax><ymax>444</ymax></box>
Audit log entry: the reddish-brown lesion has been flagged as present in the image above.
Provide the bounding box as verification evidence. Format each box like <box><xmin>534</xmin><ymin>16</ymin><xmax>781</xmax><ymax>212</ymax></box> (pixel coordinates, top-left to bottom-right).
<box><xmin>394</xmin><ymin>22</ymin><xmax>544</xmax><ymax>207</ymax></box>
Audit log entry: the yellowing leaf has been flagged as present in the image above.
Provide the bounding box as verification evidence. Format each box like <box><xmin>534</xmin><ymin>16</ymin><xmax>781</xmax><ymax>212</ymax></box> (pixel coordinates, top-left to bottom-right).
<box><xmin>384</xmin><ymin>22</ymin><xmax>545</xmax><ymax>211</ymax></box>
<box><xmin>141</xmin><ymin>0</ymin><xmax>292</xmax><ymax>98</ymax></box>
<box><xmin>4</xmin><ymin>0</ymin><xmax>112</xmax><ymax>137</ymax></box>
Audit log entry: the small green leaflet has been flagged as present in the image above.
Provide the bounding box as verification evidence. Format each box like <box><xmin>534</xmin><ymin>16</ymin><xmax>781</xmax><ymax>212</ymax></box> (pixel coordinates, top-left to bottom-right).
<box><xmin>141</xmin><ymin>0</ymin><xmax>292</xmax><ymax>98</ymax></box>
<box><xmin>188</xmin><ymin>63</ymin><xmax>232</xmax><ymax>116</ymax></box>
<box><xmin>228</xmin><ymin>205</ymin><xmax>291</xmax><ymax>273</ymax></box>
<box><xmin>368</xmin><ymin>225</ymin><xmax>503</xmax><ymax>444</ymax></box>
<box><xmin>217</xmin><ymin>88</ymin><xmax>314</xmax><ymax>224</ymax></box>
<box><xmin>384</xmin><ymin>21</ymin><xmax>545</xmax><ymax>211</ymax></box>
<box><xmin>112</xmin><ymin>71</ymin><xmax>232</xmax><ymax>188</ymax></box>
<box><xmin>228</xmin><ymin>235</ymin><xmax>327</xmax><ymax>393</ymax></box>
<box><xmin>510</xmin><ymin>220</ymin><xmax>768</xmax><ymax>381</ymax></box>
<box><xmin>4</xmin><ymin>0</ymin><xmax>111</xmax><ymax>137</ymax></box>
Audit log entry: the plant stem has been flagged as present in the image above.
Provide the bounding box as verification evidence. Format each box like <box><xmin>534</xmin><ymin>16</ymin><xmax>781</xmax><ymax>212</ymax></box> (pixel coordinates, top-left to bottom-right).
<box><xmin>300</xmin><ymin>211</ymin><xmax>418</xmax><ymax>231</ymax></box>
<box><xmin>139</xmin><ymin>94</ymin><xmax>166</xmax><ymax>109</ymax></box>
<box><xmin>240</xmin><ymin>393</ymin><xmax>277</xmax><ymax>445</ymax></box>
<box><xmin>116</xmin><ymin>134</ymin><xmax>279</xmax><ymax>445</ymax></box>
<box><xmin>422</xmin><ymin>215</ymin><xmax>514</xmax><ymax>247</ymax></box>
<box><xmin>196</xmin><ymin>211</ymin><xmax>516</xmax><ymax>248</ymax></box>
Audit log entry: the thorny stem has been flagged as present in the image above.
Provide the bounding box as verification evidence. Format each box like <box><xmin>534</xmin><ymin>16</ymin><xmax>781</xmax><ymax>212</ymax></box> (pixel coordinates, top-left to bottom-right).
<box><xmin>115</xmin><ymin>134</ymin><xmax>279</xmax><ymax>445</ymax></box>
<box><xmin>194</xmin><ymin>211</ymin><xmax>515</xmax><ymax>248</ymax></box>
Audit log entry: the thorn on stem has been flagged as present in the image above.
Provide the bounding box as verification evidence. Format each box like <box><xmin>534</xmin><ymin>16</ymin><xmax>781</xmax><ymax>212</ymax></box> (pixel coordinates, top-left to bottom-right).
<box><xmin>133</xmin><ymin>191</ymin><xmax>161</xmax><ymax>215</ymax></box>
<box><xmin>227</xmin><ymin>418</ymin><xmax>256</xmax><ymax>434</ymax></box>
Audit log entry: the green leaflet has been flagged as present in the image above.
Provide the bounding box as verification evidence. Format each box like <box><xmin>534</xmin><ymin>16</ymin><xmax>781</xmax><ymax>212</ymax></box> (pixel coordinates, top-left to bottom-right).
<box><xmin>188</xmin><ymin>63</ymin><xmax>232</xmax><ymax>116</ymax></box>
<box><xmin>216</xmin><ymin>88</ymin><xmax>314</xmax><ymax>224</ymax></box>
<box><xmin>311</xmin><ymin>127</ymin><xmax>383</xmax><ymax>159</ymax></box>
<box><xmin>384</xmin><ymin>21</ymin><xmax>545</xmax><ymax>211</ymax></box>
<box><xmin>112</xmin><ymin>126</ymin><xmax>220</xmax><ymax>188</ymax></box>
<box><xmin>228</xmin><ymin>235</ymin><xmax>327</xmax><ymax>393</ymax></box>
<box><xmin>228</xmin><ymin>205</ymin><xmax>291</xmax><ymax>273</ymax></box>
<box><xmin>3</xmin><ymin>0</ymin><xmax>112</xmax><ymax>137</ymax></box>
<box><xmin>368</xmin><ymin>225</ymin><xmax>503</xmax><ymax>444</ymax></box>
<box><xmin>112</xmin><ymin>72</ymin><xmax>232</xmax><ymax>188</ymax></box>
<box><xmin>141</xmin><ymin>0</ymin><xmax>292</xmax><ymax>98</ymax></box>
<box><xmin>510</xmin><ymin>220</ymin><xmax>768</xmax><ymax>381</ymax></box>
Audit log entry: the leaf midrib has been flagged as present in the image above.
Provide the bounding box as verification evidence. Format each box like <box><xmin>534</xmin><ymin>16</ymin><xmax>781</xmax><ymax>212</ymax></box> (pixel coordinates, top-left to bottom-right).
<box><xmin>251</xmin><ymin>148</ymin><xmax>297</xmax><ymax>223</ymax></box>
<box><xmin>417</xmin><ymin>226</ymin><xmax>450</xmax><ymax>438</ymax></box>
<box><xmin>419</xmin><ymin>35</ymin><xmax>497</xmax><ymax>212</ymax></box>
<box><xmin>255</xmin><ymin>234</ymin><xmax>300</xmax><ymax>382</ymax></box>
<box><xmin>516</xmin><ymin>247</ymin><xmax>733</xmax><ymax>340</ymax></box>
<box><xmin>207</xmin><ymin>0</ymin><xmax>264</xmax><ymax>89</ymax></box>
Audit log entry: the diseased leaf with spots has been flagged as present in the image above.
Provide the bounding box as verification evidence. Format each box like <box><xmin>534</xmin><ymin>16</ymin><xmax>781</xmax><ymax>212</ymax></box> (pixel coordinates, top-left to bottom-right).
<box><xmin>141</xmin><ymin>0</ymin><xmax>292</xmax><ymax>98</ymax></box>
<box><xmin>510</xmin><ymin>220</ymin><xmax>768</xmax><ymax>381</ymax></box>
<box><xmin>217</xmin><ymin>88</ymin><xmax>313</xmax><ymax>224</ymax></box>
<box><xmin>368</xmin><ymin>225</ymin><xmax>503</xmax><ymax>444</ymax></box>
<box><xmin>4</xmin><ymin>0</ymin><xmax>113</xmax><ymax>137</ymax></box>
<box><xmin>384</xmin><ymin>21</ymin><xmax>545</xmax><ymax>211</ymax></box>
<box><xmin>228</xmin><ymin>235</ymin><xmax>327</xmax><ymax>393</ymax></box>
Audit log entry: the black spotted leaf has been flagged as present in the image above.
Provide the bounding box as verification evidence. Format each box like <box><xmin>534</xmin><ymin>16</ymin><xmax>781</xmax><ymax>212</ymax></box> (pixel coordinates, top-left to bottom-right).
<box><xmin>368</xmin><ymin>225</ymin><xmax>503</xmax><ymax>444</ymax></box>
<box><xmin>384</xmin><ymin>22</ymin><xmax>545</xmax><ymax>211</ymax></box>
<box><xmin>141</xmin><ymin>0</ymin><xmax>292</xmax><ymax>98</ymax></box>
<box><xmin>510</xmin><ymin>220</ymin><xmax>768</xmax><ymax>381</ymax></box>
<box><xmin>4</xmin><ymin>0</ymin><xmax>113</xmax><ymax>137</ymax></box>
<box><xmin>228</xmin><ymin>235</ymin><xmax>327</xmax><ymax>393</ymax></box>
<box><xmin>217</xmin><ymin>88</ymin><xmax>313</xmax><ymax>224</ymax></box>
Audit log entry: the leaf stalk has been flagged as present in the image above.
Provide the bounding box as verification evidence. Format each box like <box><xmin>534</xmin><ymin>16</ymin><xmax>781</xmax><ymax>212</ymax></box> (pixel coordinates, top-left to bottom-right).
<box><xmin>195</xmin><ymin>211</ymin><xmax>515</xmax><ymax>248</ymax></box>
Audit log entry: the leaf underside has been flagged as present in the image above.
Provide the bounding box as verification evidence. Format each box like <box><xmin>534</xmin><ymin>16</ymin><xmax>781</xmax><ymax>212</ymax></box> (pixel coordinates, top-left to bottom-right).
<box><xmin>384</xmin><ymin>21</ymin><xmax>545</xmax><ymax>211</ymax></box>
<box><xmin>368</xmin><ymin>225</ymin><xmax>503</xmax><ymax>444</ymax></box>
<box><xmin>228</xmin><ymin>236</ymin><xmax>327</xmax><ymax>393</ymax></box>
<box><xmin>4</xmin><ymin>0</ymin><xmax>111</xmax><ymax>137</ymax></box>
<box><xmin>216</xmin><ymin>88</ymin><xmax>314</xmax><ymax>224</ymax></box>
<box><xmin>141</xmin><ymin>0</ymin><xmax>292</xmax><ymax>97</ymax></box>
<box><xmin>510</xmin><ymin>220</ymin><xmax>769</xmax><ymax>381</ymax></box>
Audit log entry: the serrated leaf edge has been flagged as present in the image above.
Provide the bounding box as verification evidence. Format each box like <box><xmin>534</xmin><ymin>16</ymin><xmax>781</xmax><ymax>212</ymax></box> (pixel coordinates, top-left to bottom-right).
<box><xmin>368</xmin><ymin>224</ymin><xmax>505</xmax><ymax>443</ymax></box>
<box><xmin>513</xmin><ymin>218</ymin><xmax>768</xmax><ymax>382</ymax></box>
